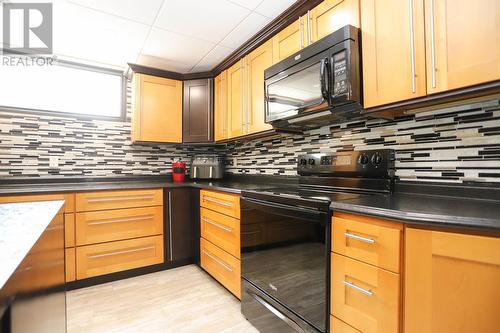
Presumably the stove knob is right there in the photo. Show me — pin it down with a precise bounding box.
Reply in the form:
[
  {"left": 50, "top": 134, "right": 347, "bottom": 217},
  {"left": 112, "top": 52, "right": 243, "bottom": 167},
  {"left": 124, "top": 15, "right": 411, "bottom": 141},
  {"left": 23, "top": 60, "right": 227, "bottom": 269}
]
[
  {"left": 358, "top": 154, "right": 369, "bottom": 165},
  {"left": 299, "top": 158, "right": 307, "bottom": 166},
  {"left": 371, "top": 153, "right": 383, "bottom": 166},
  {"left": 308, "top": 158, "right": 315, "bottom": 165}
]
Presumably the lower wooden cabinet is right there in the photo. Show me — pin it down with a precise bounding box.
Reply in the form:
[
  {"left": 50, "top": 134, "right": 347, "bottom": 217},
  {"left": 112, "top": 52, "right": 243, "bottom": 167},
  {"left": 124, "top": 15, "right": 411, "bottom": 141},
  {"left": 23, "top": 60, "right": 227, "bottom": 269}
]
[
  {"left": 201, "top": 207, "right": 240, "bottom": 259},
  {"left": 65, "top": 248, "right": 76, "bottom": 282},
  {"left": 76, "top": 235, "right": 164, "bottom": 279},
  {"left": 200, "top": 238, "right": 241, "bottom": 298},
  {"left": 405, "top": 228, "right": 500, "bottom": 333},
  {"left": 331, "top": 253, "right": 400, "bottom": 333}
]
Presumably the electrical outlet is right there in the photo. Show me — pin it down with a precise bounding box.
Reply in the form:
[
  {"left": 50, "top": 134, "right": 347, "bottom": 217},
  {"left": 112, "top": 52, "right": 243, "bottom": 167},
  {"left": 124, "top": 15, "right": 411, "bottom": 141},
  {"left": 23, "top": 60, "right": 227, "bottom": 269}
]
[{"left": 49, "top": 156, "right": 58, "bottom": 168}]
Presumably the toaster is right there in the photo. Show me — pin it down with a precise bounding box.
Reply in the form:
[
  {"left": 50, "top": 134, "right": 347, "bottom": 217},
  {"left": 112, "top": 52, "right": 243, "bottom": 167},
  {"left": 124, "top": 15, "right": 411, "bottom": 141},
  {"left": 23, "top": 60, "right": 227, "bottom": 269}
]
[{"left": 190, "top": 155, "right": 225, "bottom": 179}]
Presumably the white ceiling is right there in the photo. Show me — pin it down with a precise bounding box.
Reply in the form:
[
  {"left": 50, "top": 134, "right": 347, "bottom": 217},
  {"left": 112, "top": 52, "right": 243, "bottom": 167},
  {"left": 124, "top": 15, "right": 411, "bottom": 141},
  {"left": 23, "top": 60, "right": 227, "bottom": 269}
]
[{"left": 1, "top": 0, "right": 297, "bottom": 72}]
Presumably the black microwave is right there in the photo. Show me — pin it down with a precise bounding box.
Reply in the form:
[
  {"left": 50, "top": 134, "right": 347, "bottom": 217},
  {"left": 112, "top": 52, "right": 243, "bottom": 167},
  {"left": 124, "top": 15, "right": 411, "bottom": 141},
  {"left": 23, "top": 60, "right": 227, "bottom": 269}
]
[{"left": 264, "top": 25, "right": 361, "bottom": 130}]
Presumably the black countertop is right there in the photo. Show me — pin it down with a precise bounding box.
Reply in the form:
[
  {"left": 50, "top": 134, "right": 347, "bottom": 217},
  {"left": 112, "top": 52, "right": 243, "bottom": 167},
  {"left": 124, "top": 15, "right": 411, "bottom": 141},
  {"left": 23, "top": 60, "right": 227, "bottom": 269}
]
[{"left": 0, "top": 176, "right": 499, "bottom": 232}]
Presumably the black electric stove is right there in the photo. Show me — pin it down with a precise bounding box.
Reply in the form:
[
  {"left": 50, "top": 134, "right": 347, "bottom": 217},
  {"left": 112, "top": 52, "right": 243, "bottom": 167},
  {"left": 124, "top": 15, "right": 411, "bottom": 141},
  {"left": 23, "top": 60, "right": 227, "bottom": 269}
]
[{"left": 240, "top": 149, "right": 395, "bottom": 333}]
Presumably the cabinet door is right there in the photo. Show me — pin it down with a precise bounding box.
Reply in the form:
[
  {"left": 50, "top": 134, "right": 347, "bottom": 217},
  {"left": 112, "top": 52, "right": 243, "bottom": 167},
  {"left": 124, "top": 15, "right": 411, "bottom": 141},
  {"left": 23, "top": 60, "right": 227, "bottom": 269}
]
[
  {"left": 132, "top": 74, "right": 182, "bottom": 143},
  {"left": 247, "top": 40, "right": 273, "bottom": 135},
  {"left": 405, "top": 228, "right": 500, "bottom": 333},
  {"left": 227, "top": 60, "right": 245, "bottom": 138},
  {"left": 214, "top": 71, "right": 228, "bottom": 141},
  {"left": 361, "top": 0, "right": 426, "bottom": 108},
  {"left": 272, "top": 17, "right": 307, "bottom": 63},
  {"left": 425, "top": 0, "right": 500, "bottom": 94},
  {"left": 310, "top": 0, "right": 360, "bottom": 43},
  {"left": 166, "top": 188, "right": 196, "bottom": 262},
  {"left": 183, "top": 79, "right": 213, "bottom": 143}
]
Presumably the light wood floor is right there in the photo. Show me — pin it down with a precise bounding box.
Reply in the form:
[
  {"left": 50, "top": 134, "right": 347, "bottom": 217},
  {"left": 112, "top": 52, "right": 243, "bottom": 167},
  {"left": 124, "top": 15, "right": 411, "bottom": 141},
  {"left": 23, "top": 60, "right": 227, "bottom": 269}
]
[{"left": 67, "top": 265, "right": 259, "bottom": 333}]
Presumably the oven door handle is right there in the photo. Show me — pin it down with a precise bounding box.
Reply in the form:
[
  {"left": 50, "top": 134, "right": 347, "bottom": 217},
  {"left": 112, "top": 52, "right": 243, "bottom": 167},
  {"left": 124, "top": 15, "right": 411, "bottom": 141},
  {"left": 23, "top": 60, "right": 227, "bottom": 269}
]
[
  {"left": 241, "top": 197, "right": 326, "bottom": 222},
  {"left": 320, "top": 57, "right": 330, "bottom": 101}
]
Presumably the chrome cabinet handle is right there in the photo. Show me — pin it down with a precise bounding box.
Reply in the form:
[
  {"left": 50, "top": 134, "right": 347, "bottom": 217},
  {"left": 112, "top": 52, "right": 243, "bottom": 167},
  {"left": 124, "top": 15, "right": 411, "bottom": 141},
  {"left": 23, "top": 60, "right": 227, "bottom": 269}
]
[
  {"left": 240, "top": 59, "right": 244, "bottom": 134},
  {"left": 344, "top": 232, "right": 375, "bottom": 244},
  {"left": 203, "top": 196, "right": 232, "bottom": 207},
  {"left": 409, "top": 0, "right": 416, "bottom": 93},
  {"left": 298, "top": 17, "right": 303, "bottom": 49},
  {"left": 307, "top": 10, "right": 312, "bottom": 45},
  {"left": 202, "top": 217, "right": 232, "bottom": 232},
  {"left": 203, "top": 250, "right": 233, "bottom": 272},
  {"left": 88, "top": 246, "right": 154, "bottom": 259},
  {"left": 88, "top": 214, "right": 154, "bottom": 226},
  {"left": 429, "top": 0, "right": 437, "bottom": 88},
  {"left": 250, "top": 293, "right": 306, "bottom": 333},
  {"left": 87, "top": 195, "right": 154, "bottom": 203},
  {"left": 168, "top": 191, "right": 173, "bottom": 261},
  {"left": 344, "top": 281, "right": 373, "bottom": 297}
]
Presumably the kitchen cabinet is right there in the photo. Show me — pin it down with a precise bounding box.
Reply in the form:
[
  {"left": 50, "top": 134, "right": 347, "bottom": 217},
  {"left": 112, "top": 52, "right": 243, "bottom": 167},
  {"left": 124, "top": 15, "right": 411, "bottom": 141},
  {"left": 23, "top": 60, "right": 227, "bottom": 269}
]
[
  {"left": 424, "top": 0, "right": 500, "bottom": 94},
  {"left": 227, "top": 60, "right": 245, "bottom": 139},
  {"left": 309, "top": 0, "right": 360, "bottom": 42},
  {"left": 165, "top": 188, "right": 196, "bottom": 262},
  {"left": 131, "top": 73, "right": 182, "bottom": 143},
  {"left": 199, "top": 189, "right": 241, "bottom": 298},
  {"left": 183, "top": 79, "right": 213, "bottom": 143},
  {"left": 361, "top": 0, "right": 427, "bottom": 108},
  {"left": 331, "top": 212, "right": 402, "bottom": 333},
  {"left": 246, "top": 39, "right": 273, "bottom": 135},
  {"left": 272, "top": 17, "right": 307, "bottom": 63},
  {"left": 405, "top": 228, "right": 500, "bottom": 333},
  {"left": 214, "top": 70, "right": 228, "bottom": 141}
]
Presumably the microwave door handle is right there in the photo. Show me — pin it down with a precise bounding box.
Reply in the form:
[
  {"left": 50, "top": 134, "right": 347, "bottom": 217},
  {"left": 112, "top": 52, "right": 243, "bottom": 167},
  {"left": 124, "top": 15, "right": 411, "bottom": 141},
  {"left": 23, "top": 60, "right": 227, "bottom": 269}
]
[{"left": 320, "top": 57, "right": 330, "bottom": 101}]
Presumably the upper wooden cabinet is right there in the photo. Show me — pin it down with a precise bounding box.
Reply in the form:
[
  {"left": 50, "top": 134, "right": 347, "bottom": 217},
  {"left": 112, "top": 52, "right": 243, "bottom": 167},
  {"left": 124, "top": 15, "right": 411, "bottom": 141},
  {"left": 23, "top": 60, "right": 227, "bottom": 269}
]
[
  {"left": 132, "top": 73, "right": 182, "bottom": 143},
  {"left": 183, "top": 79, "right": 213, "bottom": 143},
  {"left": 309, "top": 0, "right": 360, "bottom": 42},
  {"left": 405, "top": 228, "right": 500, "bottom": 333},
  {"left": 227, "top": 60, "right": 245, "bottom": 139},
  {"left": 361, "top": 0, "right": 427, "bottom": 108},
  {"left": 272, "top": 17, "right": 307, "bottom": 63},
  {"left": 214, "top": 71, "right": 228, "bottom": 141},
  {"left": 246, "top": 40, "right": 274, "bottom": 135},
  {"left": 424, "top": 0, "right": 500, "bottom": 94}
]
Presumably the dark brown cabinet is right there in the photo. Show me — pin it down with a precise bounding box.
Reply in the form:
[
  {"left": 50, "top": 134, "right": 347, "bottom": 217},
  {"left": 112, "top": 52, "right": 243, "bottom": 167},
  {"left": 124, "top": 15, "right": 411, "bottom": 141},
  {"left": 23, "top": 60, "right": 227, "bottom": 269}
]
[
  {"left": 183, "top": 79, "right": 213, "bottom": 143},
  {"left": 165, "top": 188, "right": 196, "bottom": 263}
]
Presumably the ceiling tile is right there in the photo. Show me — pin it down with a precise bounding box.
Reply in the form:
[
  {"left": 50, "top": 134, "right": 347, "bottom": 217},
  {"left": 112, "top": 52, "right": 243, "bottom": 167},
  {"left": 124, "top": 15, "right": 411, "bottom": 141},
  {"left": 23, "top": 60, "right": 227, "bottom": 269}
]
[
  {"left": 141, "top": 27, "right": 215, "bottom": 70},
  {"left": 154, "top": 0, "right": 250, "bottom": 44},
  {"left": 220, "top": 12, "right": 271, "bottom": 49},
  {"left": 191, "top": 44, "right": 235, "bottom": 72},
  {"left": 136, "top": 54, "right": 194, "bottom": 73},
  {"left": 67, "top": 0, "right": 164, "bottom": 25},
  {"left": 228, "top": 0, "right": 264, "bottom": 10},
  {"left": 254, "top": 0, "right": 297, "bottom": 19},
  {"left": 52, "top": 2, "right": 149, "bottom": 68}
]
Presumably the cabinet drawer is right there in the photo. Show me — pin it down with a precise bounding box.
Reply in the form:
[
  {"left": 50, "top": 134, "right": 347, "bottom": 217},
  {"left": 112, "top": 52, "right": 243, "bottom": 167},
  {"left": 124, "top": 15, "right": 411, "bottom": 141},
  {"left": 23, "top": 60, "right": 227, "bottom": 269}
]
[
  {"left": 75, "top": 206, "right": 163, "bottom": 246},
  {"left": 330, "top": 316, "right": 361, "bottom": 333},
  {"left": 76, "top": 189, "right": 163, "bottom": 212},
  {"left": 200, "top": 238, "right": 241, "bottom": 298},
  {"left": 200, "top": 190, "right": 240, "bottom": 219},
  {"left": 76, "top": 235, "right": 164, "bottom": 279},
  {"left": 0, "top": 193, "right": 75, "bottom": 213},
  {"left": 201, "top": 207, "right": 240, "bottom": 259},
  {"left": 331, "top": 253, "right": 400, "bottom": 333},
  {"left": 332, "top": 213, "right": 401, "bottom": 273}
]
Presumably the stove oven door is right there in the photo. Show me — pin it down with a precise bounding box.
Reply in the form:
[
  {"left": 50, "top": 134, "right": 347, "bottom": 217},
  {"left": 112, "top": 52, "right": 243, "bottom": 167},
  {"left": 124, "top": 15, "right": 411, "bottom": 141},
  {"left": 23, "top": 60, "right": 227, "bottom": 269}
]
[{"left": 240, "top": 197, "right": 330, "bottom": 333}]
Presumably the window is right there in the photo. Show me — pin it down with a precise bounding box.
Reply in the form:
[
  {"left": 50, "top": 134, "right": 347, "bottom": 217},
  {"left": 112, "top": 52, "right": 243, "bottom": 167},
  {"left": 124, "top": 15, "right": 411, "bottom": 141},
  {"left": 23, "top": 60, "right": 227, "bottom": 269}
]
[{"left": 0, "top": 58, "right": 125, "bottom": 119}]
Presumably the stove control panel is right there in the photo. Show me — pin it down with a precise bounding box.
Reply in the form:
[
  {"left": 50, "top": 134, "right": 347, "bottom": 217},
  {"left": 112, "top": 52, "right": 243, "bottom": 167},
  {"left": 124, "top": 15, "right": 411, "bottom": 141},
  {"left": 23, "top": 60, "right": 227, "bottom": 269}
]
[{"left": 298, "top": 149, "right": 395, "bottom": 177}]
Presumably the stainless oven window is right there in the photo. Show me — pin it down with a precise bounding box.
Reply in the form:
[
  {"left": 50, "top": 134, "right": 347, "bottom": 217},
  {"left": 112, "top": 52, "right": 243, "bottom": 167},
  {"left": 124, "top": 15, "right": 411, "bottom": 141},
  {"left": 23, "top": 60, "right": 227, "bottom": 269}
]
[{"left": 266, "top": 62, "right": 325, "bottom": 122}]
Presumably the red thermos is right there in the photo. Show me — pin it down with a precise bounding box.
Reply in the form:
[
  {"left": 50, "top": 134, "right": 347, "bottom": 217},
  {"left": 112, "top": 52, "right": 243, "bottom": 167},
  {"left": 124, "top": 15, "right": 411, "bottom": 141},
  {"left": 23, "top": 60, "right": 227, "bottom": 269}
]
[{"left": 172, "top": 160, "right": 186, "bottom": 183}]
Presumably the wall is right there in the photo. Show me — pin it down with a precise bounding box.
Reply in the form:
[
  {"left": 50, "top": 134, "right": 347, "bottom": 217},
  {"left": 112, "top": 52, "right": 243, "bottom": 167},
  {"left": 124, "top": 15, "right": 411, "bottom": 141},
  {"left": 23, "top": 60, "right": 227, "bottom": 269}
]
[
  {"left": 225, "top": 99, "right": 500, "bottom": 183},
  {"left": 0, "top": 84, "right": 212, "bottom": 178}
]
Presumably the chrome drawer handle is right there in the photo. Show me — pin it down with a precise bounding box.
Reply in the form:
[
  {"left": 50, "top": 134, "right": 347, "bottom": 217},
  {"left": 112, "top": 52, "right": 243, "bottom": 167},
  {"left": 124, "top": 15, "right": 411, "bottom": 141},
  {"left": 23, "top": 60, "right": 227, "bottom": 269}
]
[
  {"left": 88, "top": 246, "right": 154, "bottom": 259},
  {"left": 202, "top": 217, "right": 232, "bottom": 232},
  {"left": 203, "top": 250, "right": 233, "bottom": 272},
  {"left": 344, "top": 281, "right": 373, "bottom": 297},
  {"left": 203, "top": 197, "right": 233, "bottom": 207},
  {"left": 87, "top": 195, "right": 154, "bottom": 203},
  {"left": 250, "top": 292, "right": 306, "bottom": 333},
  {"left": 344, "top": 232, "right": 375, "bottom": 244},
  {"left": 88, "top": 214, "right": 154, "bottom": 226}
]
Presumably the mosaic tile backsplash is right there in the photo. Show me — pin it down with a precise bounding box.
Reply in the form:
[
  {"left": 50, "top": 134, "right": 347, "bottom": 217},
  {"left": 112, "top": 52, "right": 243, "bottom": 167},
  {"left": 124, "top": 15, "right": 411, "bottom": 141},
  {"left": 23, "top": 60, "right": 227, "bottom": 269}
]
[{"left": 1, "top": 88, "right": 499, "bottom": 183}]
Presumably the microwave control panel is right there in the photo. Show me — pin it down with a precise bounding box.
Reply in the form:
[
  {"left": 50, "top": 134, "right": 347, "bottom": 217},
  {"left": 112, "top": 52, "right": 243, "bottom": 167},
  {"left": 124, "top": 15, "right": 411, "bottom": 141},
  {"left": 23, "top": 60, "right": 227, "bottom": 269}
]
[{"left": 333, "top": 50, "right": 348, "bottom": 96}]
